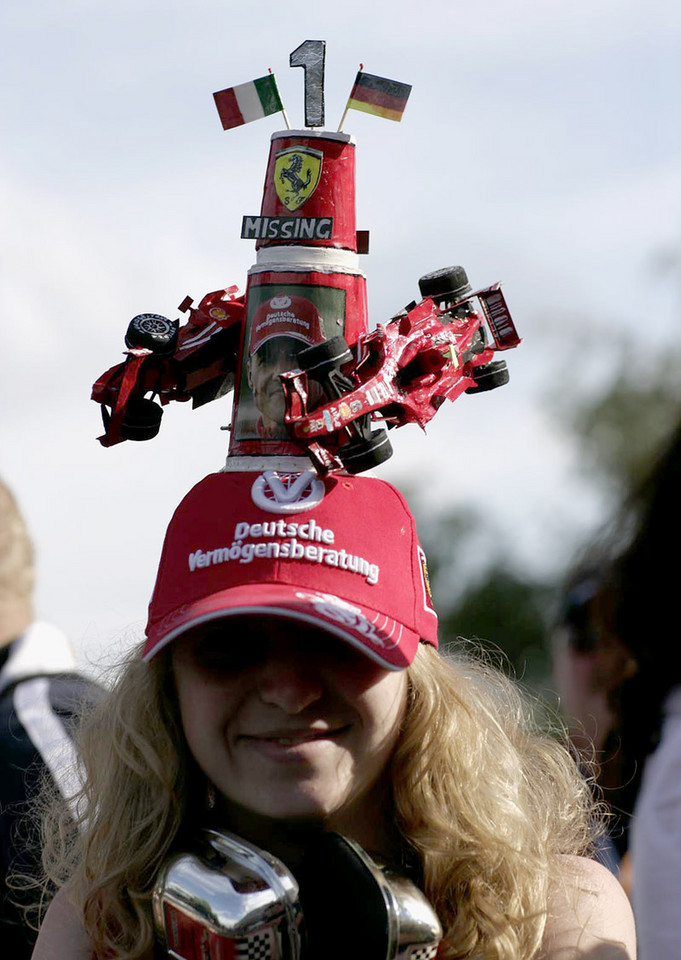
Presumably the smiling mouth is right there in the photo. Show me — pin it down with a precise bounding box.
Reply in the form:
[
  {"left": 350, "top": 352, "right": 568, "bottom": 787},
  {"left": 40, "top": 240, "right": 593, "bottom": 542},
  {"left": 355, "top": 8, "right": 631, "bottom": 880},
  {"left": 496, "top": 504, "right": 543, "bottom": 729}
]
[{"left": 242, "top": 727, "right": 349, "bottom": 746}]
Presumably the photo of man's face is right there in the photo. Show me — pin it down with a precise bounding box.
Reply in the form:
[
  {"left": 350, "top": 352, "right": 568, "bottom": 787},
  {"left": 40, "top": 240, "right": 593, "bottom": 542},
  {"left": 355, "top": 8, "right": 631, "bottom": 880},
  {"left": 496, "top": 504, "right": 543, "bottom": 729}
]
[
  {"left": 233, "top": 286, "right": 347, "bottom": 449},
  {"left": 247, "top": 336, "right": 307, "bottom": 438}
]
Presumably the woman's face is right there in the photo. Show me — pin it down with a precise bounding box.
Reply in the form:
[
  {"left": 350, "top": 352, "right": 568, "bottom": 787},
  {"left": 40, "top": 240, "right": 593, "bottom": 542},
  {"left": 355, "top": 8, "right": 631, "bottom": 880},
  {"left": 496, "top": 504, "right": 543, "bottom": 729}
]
[{"left": 172, "top": 617, "right": 408, "bottom": 832}]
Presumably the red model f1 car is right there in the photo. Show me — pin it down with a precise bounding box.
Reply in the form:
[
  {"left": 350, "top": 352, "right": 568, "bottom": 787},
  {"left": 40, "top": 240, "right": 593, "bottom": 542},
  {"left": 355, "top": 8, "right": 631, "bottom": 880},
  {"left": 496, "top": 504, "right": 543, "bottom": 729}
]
[
  {"left": 91, "top": 287, "right": 244, "bottom": 446},
  {"left": 91, "top": 266, "right": 520, "bottom": 474},
  {"left": 280, "top": 266, "right": 520, "bottom": 474}
]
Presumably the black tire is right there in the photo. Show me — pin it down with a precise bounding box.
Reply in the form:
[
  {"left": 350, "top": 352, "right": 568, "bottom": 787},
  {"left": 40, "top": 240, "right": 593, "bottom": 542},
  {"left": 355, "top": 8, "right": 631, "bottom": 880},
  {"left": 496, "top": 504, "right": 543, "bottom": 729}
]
[
  {"left": 340, "top": 429, "right": 393, "bottom": 474},
  {"left": 297, "top": 336, "right": 352, "bottom": 382},
  {"left": 465, "top": 359, "right": 510, "bottom": 394},
  {"left": 418, "top": 265, "right": 472, "bottom": 304},
  {"left": 125, "top": 314, "right": 179, "bottom": 354},
  {"left": 119, "top": 397, "right": 163, "bottom": 441}
]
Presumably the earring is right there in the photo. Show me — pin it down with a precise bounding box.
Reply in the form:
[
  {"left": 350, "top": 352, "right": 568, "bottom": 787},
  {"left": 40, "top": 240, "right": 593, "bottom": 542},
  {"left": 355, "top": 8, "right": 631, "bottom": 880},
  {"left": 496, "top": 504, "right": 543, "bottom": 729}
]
[{"left": 207, "top": 782, "right": 216, "bottom": 810}]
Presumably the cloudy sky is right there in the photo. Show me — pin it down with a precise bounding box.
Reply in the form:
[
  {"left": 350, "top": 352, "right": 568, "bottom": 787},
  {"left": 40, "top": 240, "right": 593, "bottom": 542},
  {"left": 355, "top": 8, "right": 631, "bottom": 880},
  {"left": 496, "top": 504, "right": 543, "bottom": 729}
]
[{"left": 1, "top": 0, "right": 679, "bottom": 666}]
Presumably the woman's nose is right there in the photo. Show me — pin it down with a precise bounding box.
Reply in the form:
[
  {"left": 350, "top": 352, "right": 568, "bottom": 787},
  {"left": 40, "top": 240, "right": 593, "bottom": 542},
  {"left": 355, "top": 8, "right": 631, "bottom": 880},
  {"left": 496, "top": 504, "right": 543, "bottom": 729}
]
[{"left": 256, "top": 661, "right": 324, "bottom": 714}]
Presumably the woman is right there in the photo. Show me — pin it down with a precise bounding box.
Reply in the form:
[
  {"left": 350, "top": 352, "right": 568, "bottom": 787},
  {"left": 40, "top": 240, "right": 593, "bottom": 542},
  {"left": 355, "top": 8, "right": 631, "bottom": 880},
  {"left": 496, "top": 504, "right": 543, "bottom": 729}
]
[
  {"left": 566, "top": 420, "right": 681, "bottom": 955},
  {"left": 30, "top": 470, "right": 635, "bottom": 959}
]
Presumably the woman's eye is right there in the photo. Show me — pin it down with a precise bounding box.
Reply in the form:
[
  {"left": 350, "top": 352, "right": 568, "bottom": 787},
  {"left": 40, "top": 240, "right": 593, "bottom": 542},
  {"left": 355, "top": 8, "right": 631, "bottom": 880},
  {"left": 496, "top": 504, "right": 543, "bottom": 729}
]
[{"left": 192, "top": 641, "right": 258, "bottom": 672}]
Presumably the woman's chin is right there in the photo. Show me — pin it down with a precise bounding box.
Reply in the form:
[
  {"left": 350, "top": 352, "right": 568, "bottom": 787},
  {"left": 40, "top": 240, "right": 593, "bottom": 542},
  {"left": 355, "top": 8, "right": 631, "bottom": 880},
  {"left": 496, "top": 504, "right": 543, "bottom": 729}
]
[
  {"left": 254, "top": 797, "right": 338, "bottom": 824},
  {"left": 217, "top": 792, "right": 337, "bottom": 833}
]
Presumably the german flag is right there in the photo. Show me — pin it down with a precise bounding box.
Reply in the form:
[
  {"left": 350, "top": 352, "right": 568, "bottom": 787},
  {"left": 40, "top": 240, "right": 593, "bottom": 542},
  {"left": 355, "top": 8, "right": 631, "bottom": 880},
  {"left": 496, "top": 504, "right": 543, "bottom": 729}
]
[{"left": 346, "top": 71, "right": 412, "bottom": 122}]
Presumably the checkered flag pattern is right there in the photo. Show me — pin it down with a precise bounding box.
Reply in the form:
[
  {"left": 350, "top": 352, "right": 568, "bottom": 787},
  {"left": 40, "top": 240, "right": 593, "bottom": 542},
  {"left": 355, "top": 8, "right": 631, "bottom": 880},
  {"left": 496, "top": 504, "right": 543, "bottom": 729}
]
[
  {"left": 409, "top": 945, "right": 439, "bottom": 960},
  {"left": 235, "top": 929, "right": 276, "bottom": 960}
]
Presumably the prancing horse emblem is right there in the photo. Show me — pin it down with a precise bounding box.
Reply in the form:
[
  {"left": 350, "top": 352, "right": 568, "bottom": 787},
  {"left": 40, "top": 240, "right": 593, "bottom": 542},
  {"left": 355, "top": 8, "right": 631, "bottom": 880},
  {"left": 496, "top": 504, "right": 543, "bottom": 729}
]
[{"left": 274, "top": 147, "right": 323, "bottom": 212}]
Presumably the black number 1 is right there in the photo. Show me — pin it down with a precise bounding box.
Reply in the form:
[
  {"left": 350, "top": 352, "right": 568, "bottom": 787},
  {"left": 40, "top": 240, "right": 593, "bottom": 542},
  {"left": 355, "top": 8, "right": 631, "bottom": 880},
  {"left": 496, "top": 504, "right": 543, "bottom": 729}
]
[{"left": 290, "top": 40, "right": 326, "bottom": 128}]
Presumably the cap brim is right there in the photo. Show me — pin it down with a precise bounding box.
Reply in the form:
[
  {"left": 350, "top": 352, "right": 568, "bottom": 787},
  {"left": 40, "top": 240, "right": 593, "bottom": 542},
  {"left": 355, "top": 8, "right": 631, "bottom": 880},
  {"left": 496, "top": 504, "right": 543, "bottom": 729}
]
[
  {"left": 144, "top": 583, "right": 418, "bottom": 669},
  {"left": 252, "top": 330, "right": 316, "bottom": 353}
]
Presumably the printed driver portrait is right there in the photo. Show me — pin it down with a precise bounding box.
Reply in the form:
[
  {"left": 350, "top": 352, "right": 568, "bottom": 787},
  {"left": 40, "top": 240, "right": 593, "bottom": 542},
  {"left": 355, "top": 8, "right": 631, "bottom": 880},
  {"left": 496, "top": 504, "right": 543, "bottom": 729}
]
[{"left": 246, "top": 294, "right": 326, "bottom": 439}]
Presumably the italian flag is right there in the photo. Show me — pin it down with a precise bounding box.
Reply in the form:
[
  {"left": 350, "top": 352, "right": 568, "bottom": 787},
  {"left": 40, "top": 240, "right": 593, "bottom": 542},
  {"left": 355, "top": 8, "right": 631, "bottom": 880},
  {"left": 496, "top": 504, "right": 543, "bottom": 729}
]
[
  {"left": 213, "top": 74, "right": 284, "bottom": 130},
  {"left": 347, "top": 72, "right": 412, "bottom": 122}
]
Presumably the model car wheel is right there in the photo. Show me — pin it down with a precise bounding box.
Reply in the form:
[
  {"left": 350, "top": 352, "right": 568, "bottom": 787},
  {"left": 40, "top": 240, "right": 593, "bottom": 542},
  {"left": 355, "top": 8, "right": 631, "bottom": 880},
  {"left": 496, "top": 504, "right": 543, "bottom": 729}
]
[
  {"left": 340, "top": 429, "right": 393, "bottom": 475},
  {"left": 465, "top": 359, "right": 509, "bottom": 393},
  {"left": 418, "top": 265, "right": 472, "bottom": 304},
  {"left": 298, "top": 336, "right": 353, "bottom": 382},
  {"left": 125, "top": 314, "right": 179, "bottom": 355},
  {"left": 119, "top": 397, "right": 163, "bottom": 441}
]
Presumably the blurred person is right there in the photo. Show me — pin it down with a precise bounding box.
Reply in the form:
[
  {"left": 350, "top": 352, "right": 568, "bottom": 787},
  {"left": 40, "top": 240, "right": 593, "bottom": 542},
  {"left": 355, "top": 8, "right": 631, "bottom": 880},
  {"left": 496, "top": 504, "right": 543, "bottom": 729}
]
[
  {"left": 0, "top": 479, "right": 103, "bottom": 959},
  {"left": 553, "top": 418, "right": 681, "bottom": 955},
  {"left": 551, "top": 568, "right": 635, "bottom": 881},
  {"left": 30, "top": 470, "right": 634, "bottom": 960},
  {"left": 597, "top": 421, "right": 681, "bottom": 956},
  {"left": 552, "top": 570, "right": 613, "bottom": 755}
]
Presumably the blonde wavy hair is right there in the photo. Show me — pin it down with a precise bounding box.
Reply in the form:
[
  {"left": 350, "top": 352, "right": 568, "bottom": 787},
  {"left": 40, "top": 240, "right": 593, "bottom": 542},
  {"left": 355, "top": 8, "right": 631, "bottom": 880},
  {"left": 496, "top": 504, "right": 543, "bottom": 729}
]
[
  {"left": 0, "top": 478, "right": 34, "bottom": 645},
  {"left": 36, "top": 639, "right": 599, "bottom": 960},
  {"left": 393, "top": 643, "right": 598, "bottom": 959}
]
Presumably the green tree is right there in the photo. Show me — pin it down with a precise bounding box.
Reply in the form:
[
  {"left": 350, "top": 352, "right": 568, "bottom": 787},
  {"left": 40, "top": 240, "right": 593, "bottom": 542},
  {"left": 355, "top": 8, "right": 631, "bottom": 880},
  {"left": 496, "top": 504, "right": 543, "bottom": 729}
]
[
  {"left": 550, "top": 344, "right": 681, "bottom": 495},
  {"left": 413, "top": 506, "right": 553, "bottom": 685},
  {"left": 438, "top": 568, "right": 553, "bottom": 684},
  {"left": 411, "top": 331, "right": 681, "bottom": 689}
]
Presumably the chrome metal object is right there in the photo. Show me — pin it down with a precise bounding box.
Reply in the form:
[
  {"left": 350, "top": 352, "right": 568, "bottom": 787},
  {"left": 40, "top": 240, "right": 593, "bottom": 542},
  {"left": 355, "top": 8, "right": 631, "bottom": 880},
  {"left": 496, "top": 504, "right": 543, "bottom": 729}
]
[{"left": 153, "top": 829, "right": 302, "bottom": 960}]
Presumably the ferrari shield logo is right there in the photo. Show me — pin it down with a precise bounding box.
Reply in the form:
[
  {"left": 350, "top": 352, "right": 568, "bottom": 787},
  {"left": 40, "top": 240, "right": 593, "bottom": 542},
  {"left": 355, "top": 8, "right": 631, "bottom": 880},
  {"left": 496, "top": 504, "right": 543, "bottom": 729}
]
[{"left": 274, "top": 147, "right": 323, "bottom": 211}]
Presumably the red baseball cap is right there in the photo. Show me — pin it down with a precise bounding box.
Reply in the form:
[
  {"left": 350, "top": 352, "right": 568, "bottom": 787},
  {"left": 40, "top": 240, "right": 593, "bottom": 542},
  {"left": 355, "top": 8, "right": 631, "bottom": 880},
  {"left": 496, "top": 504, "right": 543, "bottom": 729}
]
[
  {"left": 248, "top": 295, "right": 325, "bottom": 355},
  {"left": 144, "top": 470, "right": 438, "bottom": 669}
]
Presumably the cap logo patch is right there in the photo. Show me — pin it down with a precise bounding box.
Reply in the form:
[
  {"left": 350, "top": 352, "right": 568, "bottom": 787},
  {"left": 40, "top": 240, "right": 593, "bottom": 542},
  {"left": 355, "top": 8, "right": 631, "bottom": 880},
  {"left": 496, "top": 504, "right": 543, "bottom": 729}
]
[
  {"left": 269, "top": 295, "right": 292, "bottom": 310},
  {"left": 417, "top": 545, "right": 437, "bottom": 618},
  {"left": 253, "top": 308, "right": 311, "bottom": 339},
  {"left": 187, "top": 519, "right": 380, "bottom": 585},
  {"left": 251, "top": 470, "right": 325, "bottom": 514},
  {"left": 294, "top": 591, "right": 398, "bottom": 650}
]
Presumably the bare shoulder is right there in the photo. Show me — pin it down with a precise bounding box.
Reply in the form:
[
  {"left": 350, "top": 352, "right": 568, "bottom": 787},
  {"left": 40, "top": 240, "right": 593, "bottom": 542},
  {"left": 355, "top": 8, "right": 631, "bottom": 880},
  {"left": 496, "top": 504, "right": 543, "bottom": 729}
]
[
  {"left": 538, "top": 855, "right": 636, "bottom": 959},
  {"left": 31, "top": 887, "right": 92, "bottom": 960}
]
